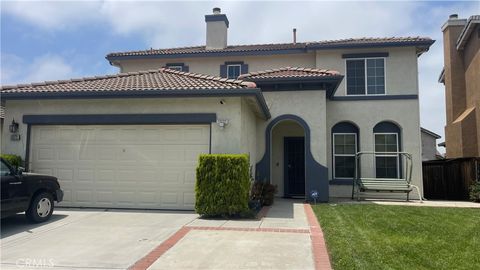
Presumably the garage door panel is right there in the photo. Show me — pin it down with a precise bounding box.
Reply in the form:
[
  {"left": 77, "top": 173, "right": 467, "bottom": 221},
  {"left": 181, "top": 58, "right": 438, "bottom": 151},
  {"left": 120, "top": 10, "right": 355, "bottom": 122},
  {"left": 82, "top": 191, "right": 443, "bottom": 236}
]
[
  {"left": 183, "top": 192, "right": 196, "bottom": 208},
  {"left": 58, "top": 128, "right": 80, "bottom": 142},
  {"left": 30, "top": 124, "right": 209, "bottom": 210}
]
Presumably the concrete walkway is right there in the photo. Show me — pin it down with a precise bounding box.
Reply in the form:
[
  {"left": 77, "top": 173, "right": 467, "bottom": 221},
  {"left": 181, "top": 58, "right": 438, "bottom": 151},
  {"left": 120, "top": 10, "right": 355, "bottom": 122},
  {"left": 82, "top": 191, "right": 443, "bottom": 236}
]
[
  {"left": 130, "top": 199, "right": 328, "bottom": 270},
  {"left": 186, "top": 198, "right": 309, "bottom": 229}
]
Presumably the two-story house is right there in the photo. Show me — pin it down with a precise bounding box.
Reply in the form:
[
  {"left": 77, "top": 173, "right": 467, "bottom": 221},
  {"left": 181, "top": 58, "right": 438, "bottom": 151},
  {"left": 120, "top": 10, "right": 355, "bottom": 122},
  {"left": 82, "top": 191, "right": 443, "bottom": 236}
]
[
  {"left": 439, "top": 14, "right": 480, "bottom": 158},
  {"left": 1, "top": 8, "right": 434, "bottom": 209}
]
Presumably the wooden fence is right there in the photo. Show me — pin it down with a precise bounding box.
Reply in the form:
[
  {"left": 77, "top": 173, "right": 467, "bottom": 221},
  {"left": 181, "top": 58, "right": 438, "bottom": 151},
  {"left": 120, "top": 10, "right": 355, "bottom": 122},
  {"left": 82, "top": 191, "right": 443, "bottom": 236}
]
[{"left": 422, "top": 157, "right": 479, "bottom": 200}]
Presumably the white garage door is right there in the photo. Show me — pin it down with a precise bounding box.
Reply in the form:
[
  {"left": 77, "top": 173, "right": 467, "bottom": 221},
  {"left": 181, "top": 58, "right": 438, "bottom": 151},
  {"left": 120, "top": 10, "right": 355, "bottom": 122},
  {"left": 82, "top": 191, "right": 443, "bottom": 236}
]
[{"left": 30, "top": 125, "right": 210, "bottom": 210}]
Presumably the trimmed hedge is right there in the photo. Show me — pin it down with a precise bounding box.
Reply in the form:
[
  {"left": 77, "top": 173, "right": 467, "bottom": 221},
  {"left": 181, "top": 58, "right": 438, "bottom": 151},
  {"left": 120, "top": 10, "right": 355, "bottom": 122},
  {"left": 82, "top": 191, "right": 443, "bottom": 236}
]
[
  {"left": 1, "top": 154, "right": 23, "bottom": 168},
  {"left": 195, "top": 154, "right": 250, "bottom": 217}
]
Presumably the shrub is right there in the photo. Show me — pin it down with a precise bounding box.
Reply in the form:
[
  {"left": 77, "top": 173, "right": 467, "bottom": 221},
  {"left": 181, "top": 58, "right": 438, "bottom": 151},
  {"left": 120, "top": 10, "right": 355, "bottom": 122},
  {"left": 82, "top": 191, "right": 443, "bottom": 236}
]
[
  {"left": 262, "top": 183, "right": 278, "bottom": 206},
  {"left": 195, "top": 154, "right": 250, "bottom": 217},
  {"left": 469, "top": 182, "right": 480, "bottom": 202},
  {"left": 249, "top": 181, "right": 278, "bottom": 206},
  {"left": 1, "top": 154, "right": 23, "bottom": 168}
]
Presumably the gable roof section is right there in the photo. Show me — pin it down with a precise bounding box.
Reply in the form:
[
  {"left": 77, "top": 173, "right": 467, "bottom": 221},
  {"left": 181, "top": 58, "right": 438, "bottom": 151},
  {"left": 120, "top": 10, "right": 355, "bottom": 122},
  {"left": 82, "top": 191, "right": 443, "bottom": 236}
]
[
  {"left": 106, "top": 37, "right": 434, "bottom": 61},
  {"left": 421, "top": 127, "right": 441, "bottom": 139},
  {"left": 238, "top": 67, "right": 341, "bottom": 80},
  {"left": 1, "top": 68, "right": 255, "bottom": 94},
  {"left": 456, "top": 15, "right": 480, "bottom": 50},
  {"left": 1, "top": 68, "right": 270, "bottom": 119},
  {"left": 238, "top": 67, "right": 344, "bottom": 98}
]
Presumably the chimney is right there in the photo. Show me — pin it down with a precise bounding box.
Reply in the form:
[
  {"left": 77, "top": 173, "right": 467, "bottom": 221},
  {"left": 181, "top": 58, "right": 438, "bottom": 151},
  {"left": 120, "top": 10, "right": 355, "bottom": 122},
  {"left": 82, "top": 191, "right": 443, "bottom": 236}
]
[
  {"left": 441, "top": 14, "right": 468, "bottom": 124},
  {"left": 441, "top": 13, "right": 466, "bottom": 31},
  {"left": 205, "top": 7, "right": 229, "bottom": 50},
  {"left": 293, "top": 28, "right": 297, "bottom": 44}
]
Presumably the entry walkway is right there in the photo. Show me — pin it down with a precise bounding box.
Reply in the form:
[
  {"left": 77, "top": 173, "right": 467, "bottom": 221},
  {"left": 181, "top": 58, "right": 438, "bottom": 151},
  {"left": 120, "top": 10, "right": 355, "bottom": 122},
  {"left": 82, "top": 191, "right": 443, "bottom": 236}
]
[
  {"left": 130, "top": 199, "right": 331, "bottom": 270},
  {"left": 186, "top": 198, "right": 309, "bottom": 229}
]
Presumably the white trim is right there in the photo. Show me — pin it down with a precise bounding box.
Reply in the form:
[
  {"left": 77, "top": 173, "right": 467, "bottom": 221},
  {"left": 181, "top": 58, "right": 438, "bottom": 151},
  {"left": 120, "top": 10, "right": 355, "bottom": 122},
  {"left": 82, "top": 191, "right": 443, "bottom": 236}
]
[
  {"left": 344, "top": 57, "right": 387, "bottom": 96},
  {"left": 373, "top": 133, "right": 400, "bottom": 178},
  {"left": 332, "top": 133, "right": 357, "bottom": 179},
  {"left": 226, "top": 64, "right": 242, "bottom": 79}
]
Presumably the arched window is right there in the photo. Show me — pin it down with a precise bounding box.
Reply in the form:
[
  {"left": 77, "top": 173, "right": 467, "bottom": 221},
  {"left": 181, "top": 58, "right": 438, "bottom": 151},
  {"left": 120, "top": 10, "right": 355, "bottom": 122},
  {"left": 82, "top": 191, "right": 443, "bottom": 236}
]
[
  {"left": 332, "top": 122, "right": 359, "bottom": 179},
  {"left": 373, "top": 121, "right": 401, "bottom": 179}
]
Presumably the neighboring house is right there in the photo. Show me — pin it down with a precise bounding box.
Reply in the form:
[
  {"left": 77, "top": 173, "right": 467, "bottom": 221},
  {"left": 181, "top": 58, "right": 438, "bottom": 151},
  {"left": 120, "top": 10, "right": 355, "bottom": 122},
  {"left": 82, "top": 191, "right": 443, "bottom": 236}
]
[
  {"left": 439, "top": 14, "right": 480, "bottom": 158},
  {"left": 0, "top": 8, "right": 434, "bottom": 209},
  {"left": 0, "top": 105, "right": 4, "bottom": 139},
  {"left": 420, "top": 127, "right": 442, "bottom": 161}
]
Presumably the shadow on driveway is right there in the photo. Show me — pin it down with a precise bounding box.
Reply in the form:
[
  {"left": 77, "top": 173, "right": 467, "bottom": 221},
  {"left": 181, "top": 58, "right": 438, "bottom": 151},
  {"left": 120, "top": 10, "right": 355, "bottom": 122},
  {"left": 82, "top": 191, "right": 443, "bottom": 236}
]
[{"left": 1, "top": 214, "right": 68, "bottom": 239}]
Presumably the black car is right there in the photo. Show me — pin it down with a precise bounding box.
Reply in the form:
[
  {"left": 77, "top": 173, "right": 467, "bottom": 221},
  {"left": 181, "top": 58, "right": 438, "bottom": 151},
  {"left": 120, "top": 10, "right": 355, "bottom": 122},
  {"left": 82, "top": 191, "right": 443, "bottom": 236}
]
[{"left": 1, "top": 158, "right": 63, "bottom": 223}]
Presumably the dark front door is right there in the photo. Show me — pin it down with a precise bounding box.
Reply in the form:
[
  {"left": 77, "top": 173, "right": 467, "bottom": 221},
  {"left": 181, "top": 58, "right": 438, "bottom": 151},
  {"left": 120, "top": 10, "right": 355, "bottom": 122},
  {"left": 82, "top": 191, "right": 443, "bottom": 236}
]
[{"left": 284, "top": 137, "right": 305, "bottom": 197}]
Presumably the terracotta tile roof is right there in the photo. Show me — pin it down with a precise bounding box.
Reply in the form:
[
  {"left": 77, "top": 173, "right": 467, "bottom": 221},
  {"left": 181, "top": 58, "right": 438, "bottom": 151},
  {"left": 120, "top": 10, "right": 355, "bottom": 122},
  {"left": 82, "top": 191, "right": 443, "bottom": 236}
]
[
  {"left": 238, "top": 67, "right": 341, "bottom": 80},
  {"left": 1, "top": 68, "right": 256, "bottom": 95},
  {"left": 106, "top": 37, "right": 434, "bottom": 58}
]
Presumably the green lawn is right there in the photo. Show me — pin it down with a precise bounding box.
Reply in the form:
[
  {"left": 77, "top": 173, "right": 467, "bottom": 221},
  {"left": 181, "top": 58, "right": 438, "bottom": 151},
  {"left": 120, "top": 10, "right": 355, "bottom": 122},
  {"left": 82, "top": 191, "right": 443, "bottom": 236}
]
[{"left": 312, "top": 204, "right": 480, "bottom": 270}]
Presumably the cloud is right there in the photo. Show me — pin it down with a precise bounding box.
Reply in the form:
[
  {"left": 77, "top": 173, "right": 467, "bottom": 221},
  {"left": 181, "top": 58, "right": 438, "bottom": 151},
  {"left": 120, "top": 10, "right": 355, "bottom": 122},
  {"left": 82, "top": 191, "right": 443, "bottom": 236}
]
[
  {"left": 1, "top": 0, "right": 102, "bottom": 31},
  {"left": 1, "top": 53, "right": 76, "bottom": 85}
]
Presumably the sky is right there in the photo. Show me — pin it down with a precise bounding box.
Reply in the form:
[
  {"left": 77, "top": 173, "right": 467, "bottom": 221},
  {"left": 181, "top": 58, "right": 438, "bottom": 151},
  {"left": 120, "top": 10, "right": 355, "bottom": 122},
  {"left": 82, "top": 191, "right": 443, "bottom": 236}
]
[{"left": 1, "top": 0, "right": 479, "bottom": 153}]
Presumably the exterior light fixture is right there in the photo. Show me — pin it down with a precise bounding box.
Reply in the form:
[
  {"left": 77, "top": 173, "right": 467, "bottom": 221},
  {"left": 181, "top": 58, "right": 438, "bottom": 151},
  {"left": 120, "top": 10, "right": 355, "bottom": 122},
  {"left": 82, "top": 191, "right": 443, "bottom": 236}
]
[
  {"left": 216, "top": 119, "right": 229, "bottom": 129},
  {"left": 9, "top": 119, "right": 19, "bottom": 133}
]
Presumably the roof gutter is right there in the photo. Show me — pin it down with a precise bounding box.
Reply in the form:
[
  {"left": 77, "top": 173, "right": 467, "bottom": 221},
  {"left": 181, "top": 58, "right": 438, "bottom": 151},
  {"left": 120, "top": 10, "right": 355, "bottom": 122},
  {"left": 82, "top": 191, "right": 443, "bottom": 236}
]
[
  {"left": 105, "top": 40, "right": 435, "bottom": 62},
  {"left": 1, "top": 88, "right": 271, "bottom": 120}
]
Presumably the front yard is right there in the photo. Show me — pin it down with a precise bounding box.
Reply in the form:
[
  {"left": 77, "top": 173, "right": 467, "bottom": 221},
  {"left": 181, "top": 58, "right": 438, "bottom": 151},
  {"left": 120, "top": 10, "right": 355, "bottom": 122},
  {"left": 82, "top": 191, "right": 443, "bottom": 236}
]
[{"left": 313, "top": 204, "right": 480, "bottom": 270}]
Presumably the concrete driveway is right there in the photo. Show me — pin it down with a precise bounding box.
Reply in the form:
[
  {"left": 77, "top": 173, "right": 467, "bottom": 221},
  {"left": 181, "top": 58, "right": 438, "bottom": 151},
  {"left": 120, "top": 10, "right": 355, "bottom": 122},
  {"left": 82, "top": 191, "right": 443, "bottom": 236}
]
[{"left": 1, "top": 208, "right": 197, "bottom": 270}]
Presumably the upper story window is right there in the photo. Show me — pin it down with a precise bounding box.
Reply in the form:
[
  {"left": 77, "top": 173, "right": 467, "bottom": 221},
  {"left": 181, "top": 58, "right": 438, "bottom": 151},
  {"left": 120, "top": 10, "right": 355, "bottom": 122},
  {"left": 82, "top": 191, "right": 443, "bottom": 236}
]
[
  {"left": 167, "top": 66, "right": 183, "bottom": 71},
  {"left": 346, "top": 57, "right": 386, "bottom": 95},
  {"left": 220, "top": 61, "right": 248, "bottom": 79},
  {"left": 164, "top": 63, "right": 189, "bottom": 72},
  {"left": 227, "top": 64, "right": 241, "bottom": 79}
]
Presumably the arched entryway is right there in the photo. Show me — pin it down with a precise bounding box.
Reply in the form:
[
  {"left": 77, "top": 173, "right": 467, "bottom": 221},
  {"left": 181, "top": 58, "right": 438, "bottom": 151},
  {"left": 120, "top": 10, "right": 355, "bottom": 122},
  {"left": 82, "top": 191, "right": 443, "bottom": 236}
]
[
  {"left": 271, "top": 120, "right": 306, "bottom": 197},
  {"left": 256, "top": 114, "right": 329, "bottom": 201}
]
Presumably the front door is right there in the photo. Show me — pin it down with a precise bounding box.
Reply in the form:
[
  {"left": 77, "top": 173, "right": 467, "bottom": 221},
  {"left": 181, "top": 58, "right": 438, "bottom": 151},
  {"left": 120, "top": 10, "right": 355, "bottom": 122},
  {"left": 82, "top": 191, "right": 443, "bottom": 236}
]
[{"left": 284, "top": 137, "right": 305, "bottom": 197}]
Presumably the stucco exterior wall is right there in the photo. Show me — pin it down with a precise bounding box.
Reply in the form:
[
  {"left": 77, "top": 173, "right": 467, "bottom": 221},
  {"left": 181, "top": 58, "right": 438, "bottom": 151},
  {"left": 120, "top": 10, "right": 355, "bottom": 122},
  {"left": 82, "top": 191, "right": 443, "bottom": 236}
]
[
  {"left": 443, "top": 21, "right": 480, "bottom": 158},
  {"left": 257, "top": 91, "right": 327, "bottom": 165},
  {"left": 206, "top": 20, "right": 227, "bottom": 50},
  {"left": 255, "top": 90, "right": 328, "bottom": 199},
  {"left": 1, "top": 97, "right": 250, "bottom": 164},
  {"left": 421, "top": 132, "right": 438, "bottom": 161},
  {"left": 240, "top": 98, "right": 258, "bottom": 174},
  {"left": 316, "top": 47, "right": 419, "bottom": 96},
  {"left": 271, "top": 121, "right": 304, "bottom": 196},
  {"left": 117, "top": 53, "right": 316, "bottom": 75},
  {"left": 326, "top": 99, "right": 424, "bottom": 199}
]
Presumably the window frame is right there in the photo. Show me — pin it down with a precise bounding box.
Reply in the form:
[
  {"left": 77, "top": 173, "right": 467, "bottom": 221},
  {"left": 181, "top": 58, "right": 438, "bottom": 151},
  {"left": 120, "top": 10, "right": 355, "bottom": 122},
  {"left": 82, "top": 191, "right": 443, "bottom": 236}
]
[
  {"left": 373, "top": 132, "right": 400, "bottom": 179},
  {"left": 166, "top": 65, "right": 184, "bottom": 71},
  {"left": 226, "top": 64, "right": 242, "bottom": 79},
  {"left": 345, "top": 57, "right": 387, "bottom": 96},
  {"left": 332, "top": 132, "right": 358, "bottom": 179}
]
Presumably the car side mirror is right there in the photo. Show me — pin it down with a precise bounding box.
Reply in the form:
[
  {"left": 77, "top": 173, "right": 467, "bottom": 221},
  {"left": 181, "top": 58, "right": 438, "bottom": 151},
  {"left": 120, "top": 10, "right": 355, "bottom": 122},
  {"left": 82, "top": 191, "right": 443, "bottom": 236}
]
[{"left": 15, "top": 167, "right": 25, "bottom": 175}]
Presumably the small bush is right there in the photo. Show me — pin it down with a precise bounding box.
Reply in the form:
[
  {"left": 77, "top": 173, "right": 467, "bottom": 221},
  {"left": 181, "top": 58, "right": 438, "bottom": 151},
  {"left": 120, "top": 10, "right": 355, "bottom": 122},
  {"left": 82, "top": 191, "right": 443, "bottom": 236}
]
[
  {"left": 195, "top": 154, "right": 250, "bottom": 217},
  {"left": 250, "top": 181, "right": 278, "bottom": 206},
  {"left": 1, "top": 154, "right": 23, "bottom": 168},
  {"left": 469, "top": 182, "right": 480, "bottom": 202},
  {"left": 262, "top": 183, "right": 278, "bottom": 206}
]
